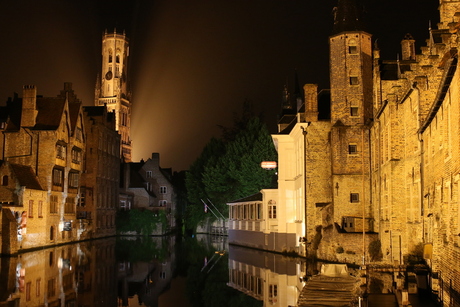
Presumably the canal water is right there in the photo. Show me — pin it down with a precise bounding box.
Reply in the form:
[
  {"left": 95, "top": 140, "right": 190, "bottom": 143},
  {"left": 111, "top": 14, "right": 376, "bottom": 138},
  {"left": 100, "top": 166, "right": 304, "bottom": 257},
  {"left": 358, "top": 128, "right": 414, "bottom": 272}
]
[{"left": 0, "top": 235, "right": 433, "bottom": 307}]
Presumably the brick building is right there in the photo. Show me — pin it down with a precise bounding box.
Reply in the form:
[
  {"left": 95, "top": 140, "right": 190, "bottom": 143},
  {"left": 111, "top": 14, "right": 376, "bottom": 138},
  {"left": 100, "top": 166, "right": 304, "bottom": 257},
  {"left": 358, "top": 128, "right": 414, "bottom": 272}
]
[
  {"left": 119, "top": 153, "right": 177, "bottom": 234},
  {"left": 79, "top": 106, "right": 120, "bottom": 239},
  {"left": 229, "top": 1, "right": 460, "bottom": 303},
  {"left": 0, "top": 84, "right": 86, "bottom": 253}
]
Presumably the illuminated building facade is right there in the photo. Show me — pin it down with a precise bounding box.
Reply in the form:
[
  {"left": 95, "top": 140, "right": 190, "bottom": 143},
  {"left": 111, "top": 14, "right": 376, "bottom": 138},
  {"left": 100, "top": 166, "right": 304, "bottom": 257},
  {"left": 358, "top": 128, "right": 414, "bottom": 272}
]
[
  {"left": 0, "top": 83, "right": 86, "bottom": 253},
  {"left": 95, "top": 29, "right": 132, "bottom": 162},
  {"left": 229, "top": 2, "right": 460, "bottom": 304},
  {"left": 79, "top": 106, "right": 120, "bottom": 238},
  {"left": 371, "top": 1, "right": 460, "bottom": 304}
]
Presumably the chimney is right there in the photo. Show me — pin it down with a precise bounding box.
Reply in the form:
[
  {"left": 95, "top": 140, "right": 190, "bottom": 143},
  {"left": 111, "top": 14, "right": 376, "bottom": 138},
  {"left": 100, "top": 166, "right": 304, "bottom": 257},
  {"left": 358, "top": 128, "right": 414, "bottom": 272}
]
[
  {"left": 151, "top": 153, "right": 160, "bottom": 168},
  {"left": 304, "top": 84, "right": 318, "bottom": 122},
  {"left": 21, "top": 85, "right": 38, "bottom": 127},
  {"left": 401, "top": 33, "right": 416, "bottom": 61}
]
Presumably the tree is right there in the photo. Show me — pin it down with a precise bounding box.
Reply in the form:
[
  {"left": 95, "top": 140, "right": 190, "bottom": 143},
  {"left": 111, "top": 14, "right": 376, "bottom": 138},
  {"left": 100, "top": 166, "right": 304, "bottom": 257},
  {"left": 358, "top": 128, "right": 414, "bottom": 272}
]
[{"left": 185, "top": 103, "right": 277, "bottom": 232}]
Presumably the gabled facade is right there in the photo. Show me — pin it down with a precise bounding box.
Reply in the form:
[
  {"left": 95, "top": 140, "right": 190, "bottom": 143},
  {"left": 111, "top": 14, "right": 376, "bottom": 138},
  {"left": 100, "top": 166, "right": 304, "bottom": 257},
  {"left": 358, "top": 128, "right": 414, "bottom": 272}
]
[
  {"left": 0, "top": 83, "right": 86, "bottom": 253},
  {"left": 371, "top": 1, "right": 460, "bottom": 303},
  {"left": 120, "top": 153, "right": 177, "bottom": 234}
]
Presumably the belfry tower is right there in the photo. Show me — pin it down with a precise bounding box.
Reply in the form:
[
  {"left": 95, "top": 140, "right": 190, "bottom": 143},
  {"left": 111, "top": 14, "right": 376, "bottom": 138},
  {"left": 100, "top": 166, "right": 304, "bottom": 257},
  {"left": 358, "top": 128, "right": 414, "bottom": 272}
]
[{"left": 95, "top": 29, "right": 132, "bottom": 162}]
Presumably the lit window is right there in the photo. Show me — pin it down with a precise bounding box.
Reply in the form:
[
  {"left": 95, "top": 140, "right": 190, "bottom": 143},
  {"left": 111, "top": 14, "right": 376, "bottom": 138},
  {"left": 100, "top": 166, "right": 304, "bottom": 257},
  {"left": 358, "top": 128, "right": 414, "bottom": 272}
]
[{"left": 350, "top": 193, "right": 360, "bottom": 203}]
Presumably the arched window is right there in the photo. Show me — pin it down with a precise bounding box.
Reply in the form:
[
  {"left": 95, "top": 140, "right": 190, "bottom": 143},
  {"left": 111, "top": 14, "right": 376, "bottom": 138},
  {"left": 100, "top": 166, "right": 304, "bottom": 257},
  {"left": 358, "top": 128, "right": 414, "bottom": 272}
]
[
  {"left": 108, "top": 49, "right": 113, "bottom": 63},
  {"left": 2, "top": 175, "right": 8, "bottom": 186},
  {"left": 50, "top": 226, "right": 54, "bottom": 241}
]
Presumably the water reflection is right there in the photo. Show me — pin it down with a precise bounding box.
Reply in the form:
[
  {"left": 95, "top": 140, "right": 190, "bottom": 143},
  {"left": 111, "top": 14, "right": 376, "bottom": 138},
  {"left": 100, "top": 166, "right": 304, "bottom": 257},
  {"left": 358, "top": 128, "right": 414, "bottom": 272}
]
[{"left": 0, "top": 235, "right": 414, "bottom": 307}]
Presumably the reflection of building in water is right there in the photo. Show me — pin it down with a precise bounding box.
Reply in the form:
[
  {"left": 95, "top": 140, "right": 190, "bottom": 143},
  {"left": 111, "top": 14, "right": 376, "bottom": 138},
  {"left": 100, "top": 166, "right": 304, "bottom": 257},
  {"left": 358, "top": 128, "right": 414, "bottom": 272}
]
[
  {"left": 227, "top": 245, "right": 305, "bottom": 307},
  {"left": 117, "top": 236, "right": 175, "bottom": 306}
]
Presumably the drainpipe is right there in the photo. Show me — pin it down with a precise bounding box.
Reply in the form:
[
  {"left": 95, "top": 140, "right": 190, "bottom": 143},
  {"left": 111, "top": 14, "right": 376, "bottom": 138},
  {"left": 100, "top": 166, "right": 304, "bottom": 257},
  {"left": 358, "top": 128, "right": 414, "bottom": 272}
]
[{"left": 301, "top": 125, "right": 308, "bottom": 257}]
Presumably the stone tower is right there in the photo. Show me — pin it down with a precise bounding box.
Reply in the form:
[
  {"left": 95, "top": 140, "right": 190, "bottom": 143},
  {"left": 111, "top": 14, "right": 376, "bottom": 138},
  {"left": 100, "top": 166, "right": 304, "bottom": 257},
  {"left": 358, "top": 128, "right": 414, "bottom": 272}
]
[
  {"left": 95, "top": 29, "right": 132, "bottom": 162},
  {"left": 329, "top": 0, "right": 373, "bottom": 233}
]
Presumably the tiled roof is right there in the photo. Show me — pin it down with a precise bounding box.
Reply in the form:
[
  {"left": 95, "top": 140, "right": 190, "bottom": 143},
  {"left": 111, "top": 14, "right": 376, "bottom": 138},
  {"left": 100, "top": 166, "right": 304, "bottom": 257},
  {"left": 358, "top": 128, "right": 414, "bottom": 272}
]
[
  {"left": 10, "top": 163, "right": 43, "bottom": 190},
  {"left": 34, "top": 98, "right": 66, "bottom": 130}
]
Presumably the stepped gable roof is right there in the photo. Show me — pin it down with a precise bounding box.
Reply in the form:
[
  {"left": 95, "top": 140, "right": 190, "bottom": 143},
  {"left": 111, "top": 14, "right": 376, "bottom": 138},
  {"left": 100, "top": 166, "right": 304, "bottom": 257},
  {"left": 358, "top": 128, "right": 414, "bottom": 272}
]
[
  {"left": 379, "top": 60, "right": 413, "bottom": 80},
  {"left": 34, "top": 97, "right": 66, "bottom": 130},
  {"left": 332, "top": 0, "right": 367, "bottom": 35},
  {"left": 227, "top": 192, "right": 263, "bottom": 204},
  {"left": 10, "top": 163, "right": 43, "bottom": 190},
  {"left": 3, "top": 98, "right": 22, "bottom": 131}
]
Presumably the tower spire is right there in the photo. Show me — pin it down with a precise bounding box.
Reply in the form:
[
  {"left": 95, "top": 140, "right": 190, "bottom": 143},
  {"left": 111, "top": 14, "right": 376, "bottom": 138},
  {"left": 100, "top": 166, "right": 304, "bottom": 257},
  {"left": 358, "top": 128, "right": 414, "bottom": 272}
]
[{"left": 332, "top": 0, "right": 365, "bottom": 35}]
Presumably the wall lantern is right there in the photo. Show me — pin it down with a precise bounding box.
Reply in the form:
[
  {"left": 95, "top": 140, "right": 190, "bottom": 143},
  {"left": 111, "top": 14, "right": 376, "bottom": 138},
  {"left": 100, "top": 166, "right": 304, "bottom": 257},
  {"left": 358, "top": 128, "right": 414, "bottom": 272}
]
[{"left": 261, "top": 161, "right": 277, "bottom": 170}]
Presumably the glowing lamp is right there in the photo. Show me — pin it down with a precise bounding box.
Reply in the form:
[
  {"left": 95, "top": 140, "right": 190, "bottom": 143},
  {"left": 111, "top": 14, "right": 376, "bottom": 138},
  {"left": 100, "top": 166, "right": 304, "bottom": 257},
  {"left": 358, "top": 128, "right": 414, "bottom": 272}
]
[{"left": 261, "top": 161, "right": 277, "bottom": 169}]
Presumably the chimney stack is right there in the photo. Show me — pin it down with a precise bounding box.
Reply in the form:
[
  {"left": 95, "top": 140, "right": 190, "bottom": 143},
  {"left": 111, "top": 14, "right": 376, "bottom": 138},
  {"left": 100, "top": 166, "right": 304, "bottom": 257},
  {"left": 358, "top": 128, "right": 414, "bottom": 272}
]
[{"left": 21, "top": 85, "right": 38, "bottom": 127}]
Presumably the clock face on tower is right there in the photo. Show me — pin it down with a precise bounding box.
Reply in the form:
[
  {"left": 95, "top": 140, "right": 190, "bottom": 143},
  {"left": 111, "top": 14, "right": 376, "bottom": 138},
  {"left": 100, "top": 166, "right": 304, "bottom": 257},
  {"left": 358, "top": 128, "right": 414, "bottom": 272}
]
[{"left": 105, "top": 71, "right": 113, "bottom": 80}]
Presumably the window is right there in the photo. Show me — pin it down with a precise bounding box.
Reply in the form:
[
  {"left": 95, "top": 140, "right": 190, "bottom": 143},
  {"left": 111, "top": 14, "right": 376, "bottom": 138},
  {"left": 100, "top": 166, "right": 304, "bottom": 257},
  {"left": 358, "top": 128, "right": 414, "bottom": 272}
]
[
  {"left": 47, "top": 278, "right": 56, "bottom": 298},
  {"left": 349, "top": 45, "right": 358, "bottom": 54},
  {"left": 349, "top": 76, "right": 359, "bottom": 85},
  {"left": 38, "top": 200, "right": 43, "bottom": 218},
  {"left": 2, "top": 175, "right": 8, "bottom": 186},
  {"left": 53, "top": 168, "right": 64, "bottom": 186},
  {"left": 108, "top": 50, "right": 113, "bottom": 63},
  {"left": 160, "top": 186, "right": 167, "bottom": 194},
  {"left": 350, "top": 193, "right": 360, "bottom": 203},
  {"left": 50, "top": 195, "right": 58, "bottom": 214},
  {"left": 36, "top": 278, "right": 41, "bottom": 297},
  {"left": 26, "top": 282, "right": 31, "bottom": 301},
  {"left": 76, "top": 127, "right": 83, "bottom": 142},
  {"left": 56, "top": 144, "right": 66, "bottom": 159},
  {"left": 268, "top": 200, "right": 277, "bottom": 219},
  {"left": 159, "top": 200, "right": 167, "bottom": 207},
  {"left": 146, "top": 182, "right": 152, "bottom": 191},
  {"left": 65, "top": 197, "right": 75, "bottom": 214},
  {"left": 79, "top": 188, "right": 86, "bottom": 207},
  {"left": 350, "top": 107, "right": 359, "bottom": 117},
  {"left": 71, "top": 147, "right": 82, "bottom": 164},
  {"left": 348, "top": 144, "right": 358, "bottom": 154},
  {"left": 69, "top": 172, "right": 79, "bottom": 188},
  {"left": 28, "top": 200, "right": 34, "bottom": 218},
  {"left": 146, "top": 171, "right": 152, "bottom": 178}
]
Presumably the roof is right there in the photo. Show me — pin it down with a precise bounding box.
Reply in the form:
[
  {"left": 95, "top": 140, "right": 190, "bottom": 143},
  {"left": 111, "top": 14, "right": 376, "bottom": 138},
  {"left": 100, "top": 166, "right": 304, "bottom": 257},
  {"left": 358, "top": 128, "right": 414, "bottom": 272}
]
[
  {"left": 68, "top": 102, "right": 82, "bottom": 133},
  {"left": 34, "top": 98, "right": 66, "bottom": 130},
  {"left": 227, "top": 192, "right": 263, "bottom": 204},
  {"left": 332, "top": 0, "right": 367, "bottom": 35},
  {"left": 10, "top": 163, "right": 43, "bottom": 190}
]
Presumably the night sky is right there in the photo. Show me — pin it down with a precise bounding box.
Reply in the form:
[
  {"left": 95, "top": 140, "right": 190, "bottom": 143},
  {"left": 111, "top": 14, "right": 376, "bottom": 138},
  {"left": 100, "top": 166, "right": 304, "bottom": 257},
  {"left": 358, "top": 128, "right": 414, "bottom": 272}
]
[{"left": 0, "top": 1, "right": 439, "bottom": 171}]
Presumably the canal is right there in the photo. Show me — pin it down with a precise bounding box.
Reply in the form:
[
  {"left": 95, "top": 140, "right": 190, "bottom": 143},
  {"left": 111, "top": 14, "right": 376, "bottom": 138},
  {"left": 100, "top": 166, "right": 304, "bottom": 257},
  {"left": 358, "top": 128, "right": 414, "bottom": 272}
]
[{"left": 0, "top": 235, "right": 436, "bottom": 306}]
